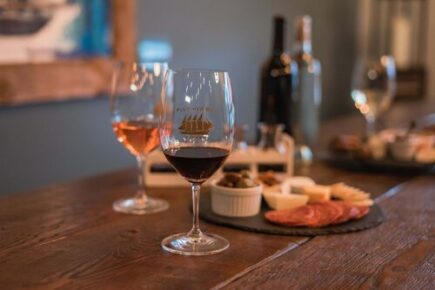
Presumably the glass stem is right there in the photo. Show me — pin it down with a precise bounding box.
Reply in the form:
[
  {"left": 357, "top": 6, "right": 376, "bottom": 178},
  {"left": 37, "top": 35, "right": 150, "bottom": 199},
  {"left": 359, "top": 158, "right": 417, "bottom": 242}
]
[
  {"left": 188, "top": 183, "right": 202, "bottom": 238},
  {"left": 366, "top": 115, "right": 376, "bottom": 137},
  {"left": 136, "top": 156, "right": 148, "bottom": 203}
]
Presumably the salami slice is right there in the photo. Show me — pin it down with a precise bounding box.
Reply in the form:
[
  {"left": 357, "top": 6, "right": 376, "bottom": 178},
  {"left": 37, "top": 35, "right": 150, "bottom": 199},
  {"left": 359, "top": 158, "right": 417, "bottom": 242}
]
[
  {"left": 331, "top": 201, "right": 359, "bottom": 224},
  {"left": 309, "top": 201, "right": 343, "bottom": 227},
  {"left": 354, "top": 206, "right": 369, "bottom": 219},
  {"left": 265, "top": 201, "right": 371, "bottom": 228},
  {"left": 265, "top": 205, "right": 318, "bottom": 227}
]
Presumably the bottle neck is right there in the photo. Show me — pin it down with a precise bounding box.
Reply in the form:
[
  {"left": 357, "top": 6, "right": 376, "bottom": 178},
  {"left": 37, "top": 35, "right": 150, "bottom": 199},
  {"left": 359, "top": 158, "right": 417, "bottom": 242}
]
[
  {"left": 294, "top": 15, "right": 313, "bottom": 57},
  {"left": 272, "top": 17, "right": 285, "bottom": 56}
]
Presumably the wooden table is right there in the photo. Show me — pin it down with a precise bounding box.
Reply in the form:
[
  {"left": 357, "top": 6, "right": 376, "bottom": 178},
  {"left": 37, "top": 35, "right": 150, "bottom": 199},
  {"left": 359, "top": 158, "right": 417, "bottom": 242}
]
[{"left": 1, "top": 101, "right": 434, "bottom": 289}]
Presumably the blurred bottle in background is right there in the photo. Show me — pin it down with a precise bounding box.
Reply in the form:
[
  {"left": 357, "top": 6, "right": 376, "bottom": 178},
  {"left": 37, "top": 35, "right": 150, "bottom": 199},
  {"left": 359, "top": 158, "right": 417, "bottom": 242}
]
[
  {"left": 258, "top": 16, "right": 297, "bottom": 139},
  {"left": 292, "top": 15, "right": 322, "bottom": 164}
]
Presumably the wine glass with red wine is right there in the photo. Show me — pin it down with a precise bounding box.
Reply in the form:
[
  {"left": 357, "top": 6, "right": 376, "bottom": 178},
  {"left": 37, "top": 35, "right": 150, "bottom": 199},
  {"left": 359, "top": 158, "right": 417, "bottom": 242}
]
[
  {"left": 159, "top": 69, "right": 235, "bottom": 255},
  {"left": 110, "top": 62, "right": 169, "bottom": 214}
]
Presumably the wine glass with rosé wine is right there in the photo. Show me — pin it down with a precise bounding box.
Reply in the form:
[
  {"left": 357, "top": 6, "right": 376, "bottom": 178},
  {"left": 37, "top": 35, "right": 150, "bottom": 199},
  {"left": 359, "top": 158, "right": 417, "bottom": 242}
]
[{"left": 110, "top": 62, "right": 170, "bottom": 215}]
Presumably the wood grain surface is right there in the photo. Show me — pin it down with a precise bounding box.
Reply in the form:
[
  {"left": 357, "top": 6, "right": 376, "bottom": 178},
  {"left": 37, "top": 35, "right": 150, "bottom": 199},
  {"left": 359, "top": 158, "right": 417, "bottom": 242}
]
[
  {"left": 0, "top": 103, "right": 433, "bottom": 289},
  {"left": 0, "top": 162, "right": 425, "bottom": 289},
  {"left": 219, "top": 176, "right": 435, "bottom": 290},
  {"left": 0, "top": 169, "right": 302, "bottom": 289}
]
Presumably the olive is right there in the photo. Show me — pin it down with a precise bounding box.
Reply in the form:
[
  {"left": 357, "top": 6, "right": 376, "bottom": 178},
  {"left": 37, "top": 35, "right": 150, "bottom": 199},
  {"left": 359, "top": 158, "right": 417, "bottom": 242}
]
[
  {"left": 240, "top": 170, "right": 253, "bottom": 179},
  {"left": 225, "top": 173, "right": 242, "bottom": 184},
  {"left": 236, "top": 178, "right": 255, "bottom": 188}
]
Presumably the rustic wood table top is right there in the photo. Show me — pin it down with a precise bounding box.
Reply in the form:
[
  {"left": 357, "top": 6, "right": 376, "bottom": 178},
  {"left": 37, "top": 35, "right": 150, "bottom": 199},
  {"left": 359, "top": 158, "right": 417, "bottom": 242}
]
[{"left": 0, "top": 101, "right": 434, "bottom": 289}]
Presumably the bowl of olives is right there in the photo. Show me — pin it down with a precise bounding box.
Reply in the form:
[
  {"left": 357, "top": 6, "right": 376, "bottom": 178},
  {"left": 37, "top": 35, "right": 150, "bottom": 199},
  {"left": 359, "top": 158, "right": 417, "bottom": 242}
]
[{"left": 211, "top": 171, "right": 262, "bottom": 217}]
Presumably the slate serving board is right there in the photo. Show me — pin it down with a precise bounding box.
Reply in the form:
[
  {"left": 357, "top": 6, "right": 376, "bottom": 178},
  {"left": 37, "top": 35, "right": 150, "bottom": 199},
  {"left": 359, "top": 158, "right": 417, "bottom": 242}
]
[
  {"left": 199, "top": 192, "right": 385, "bottom": 236},
  {"left": 324, "top": 152, "right": 435, "bottom": 173}
]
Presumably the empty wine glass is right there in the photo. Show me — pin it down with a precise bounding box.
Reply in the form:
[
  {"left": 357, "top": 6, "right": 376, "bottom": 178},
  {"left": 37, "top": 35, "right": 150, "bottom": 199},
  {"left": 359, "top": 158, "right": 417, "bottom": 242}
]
[
  {"left": 351, "top": 55, "right": 397, "bottom": 135},
  {"left": 159, "top": 69, "right": 235, "bottom": 256},
  {"left": 110, "top": 61, "right": 170, "bottom": 214}
]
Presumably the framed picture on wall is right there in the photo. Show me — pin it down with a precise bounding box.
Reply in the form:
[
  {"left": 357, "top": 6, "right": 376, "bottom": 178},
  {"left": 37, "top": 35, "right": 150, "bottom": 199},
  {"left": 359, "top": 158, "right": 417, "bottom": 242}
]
[{"left": 0, "top": 0, "right": 136, "bottom": 106}]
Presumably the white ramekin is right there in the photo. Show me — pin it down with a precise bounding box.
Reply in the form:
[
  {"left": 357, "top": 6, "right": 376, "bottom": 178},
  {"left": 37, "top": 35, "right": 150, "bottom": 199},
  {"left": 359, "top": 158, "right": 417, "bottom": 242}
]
[
  {"left": 389, "top": 140, "right": 417, "bottom": 161},
  {"left": 211, "top": 180, "right": 263, "bottom": 217}
]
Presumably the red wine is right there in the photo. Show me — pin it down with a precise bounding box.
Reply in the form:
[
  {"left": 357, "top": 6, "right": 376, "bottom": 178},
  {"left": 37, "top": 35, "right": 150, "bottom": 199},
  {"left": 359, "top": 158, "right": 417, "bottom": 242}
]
[
  {"left": 163, "top": 147, "right": 229, "bottom": 184},
  {"left": 259, "top": 16, "right": 296, "bottom": 136}
]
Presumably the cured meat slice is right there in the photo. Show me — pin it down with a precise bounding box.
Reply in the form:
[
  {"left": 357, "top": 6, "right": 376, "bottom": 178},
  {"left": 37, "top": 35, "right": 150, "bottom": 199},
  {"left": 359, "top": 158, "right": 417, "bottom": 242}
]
[
  {"left": 355, "top": 206, "right": 369, "bottom": 219},
  {"left": 264, "top": 201, "right": 371, "bottom": 228},
  {"left": 265, "top": 205, "right": 318, "bottom": 227},
  {"left": 309, "top": 201, "right": 343, "bottom": 227},
  {"left": 331, "top": 201, "right": 359, "bottom": 224}
]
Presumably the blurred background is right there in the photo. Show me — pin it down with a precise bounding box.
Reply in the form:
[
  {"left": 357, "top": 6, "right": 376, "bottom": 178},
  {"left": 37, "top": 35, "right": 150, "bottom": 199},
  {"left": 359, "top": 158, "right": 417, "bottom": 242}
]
[{"left": 0, "top": 0, "right": 434, "bottom": 195}]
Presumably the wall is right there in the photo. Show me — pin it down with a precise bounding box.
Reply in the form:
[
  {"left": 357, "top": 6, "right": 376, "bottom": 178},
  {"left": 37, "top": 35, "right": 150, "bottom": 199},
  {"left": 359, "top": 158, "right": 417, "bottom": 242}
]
[
  {"left": 0, "top": 0, "right": 358, "bottom": 195},
  {"left": 427, "top": 0, "right": 435, "bottom": 99},
  {"left": 137, "top": 0, "right": 358, "bottom": 124},
  {"left": 357, "top": 0, "right": 435, "bottom": 100},
  {"left": 0, "top": 98, "right": 132, "bottom": 195}
]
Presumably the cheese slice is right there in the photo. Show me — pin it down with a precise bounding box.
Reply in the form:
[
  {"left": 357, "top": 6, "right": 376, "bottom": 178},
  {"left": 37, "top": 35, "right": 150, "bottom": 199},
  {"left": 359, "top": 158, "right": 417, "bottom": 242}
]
[
  {"left": 301, "top": 185, "right": 331, "bottom": 202},
  {"left": 281, "top": 176, "right": 316, "bottom": 194},
  {"left": 263, "top": 192, "right": 309, "bottom": 210},
  {"left": 275, "top": 194, "right": 309, "bottom": 210},
  {"left": 331, "top": 183, "right": 371, "bottom": 200},
  {"left": 345, "top": 192, "right": 370, "bottom": 201},
  {"left": 415, "top": 147, "right": 435, "bottom": 163},
  {"left": 263, "top": 185, "right": 281, "bottom": 195},
  {"left": 262, "top": 191, "right": 280, "bottom": 209},
  {"left": 349, "top": 199, "right": 374, "bottom": 207}
]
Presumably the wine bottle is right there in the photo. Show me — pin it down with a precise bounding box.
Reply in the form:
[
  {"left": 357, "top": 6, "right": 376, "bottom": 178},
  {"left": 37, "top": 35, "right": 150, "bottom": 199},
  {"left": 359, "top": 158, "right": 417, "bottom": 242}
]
[
  {"left": 259, "top": 16, "right": 297, "bottom": 136},
  {"left": 292, "top": 15, "right": 322, "bottom": 155}
]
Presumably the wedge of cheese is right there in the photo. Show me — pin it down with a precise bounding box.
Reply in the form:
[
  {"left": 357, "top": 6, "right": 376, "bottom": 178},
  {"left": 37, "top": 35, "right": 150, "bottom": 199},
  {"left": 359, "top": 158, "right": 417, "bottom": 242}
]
[
  {"left": 263, "top": 184, "right": 281, "bottom": 195},
  {"left": 415, "top": 147, "right": 435, "bottom": 163},
  {"left": 331, "top": 183, "right": 370, "bottom": 199},
  {"left": 274, "top": 194, "right": 309, "bottom": 210},
  {"left": 262, "top": 191, "right": 280, "bottom": 209},
  {"left": 300, "top": 185, "right": 331, "bottom": 202},
  {"left": 348, "top": 199, "right": 374, "bottom": 207},
  {"left": 281, "top": 176, "right": 316, "bottom": 194},
  {"left": 330, "top": 183, "right": 374, "bottom": 207},
  {"left": 345, "top": 192, "right": 370, "bottom": 201},
  {"left": 263, "top": 192, "right": 308, "bottom": 210}
]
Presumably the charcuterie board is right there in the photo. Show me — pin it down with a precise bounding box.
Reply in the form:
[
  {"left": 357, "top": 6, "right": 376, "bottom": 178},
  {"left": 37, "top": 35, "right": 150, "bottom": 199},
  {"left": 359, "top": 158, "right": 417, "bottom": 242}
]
[{"left": 198, "top": 191, "right": 385, "bottom": 236}]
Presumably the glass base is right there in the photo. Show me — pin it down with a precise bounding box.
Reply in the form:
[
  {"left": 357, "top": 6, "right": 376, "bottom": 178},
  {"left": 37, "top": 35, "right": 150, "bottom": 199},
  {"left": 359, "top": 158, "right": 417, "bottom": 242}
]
[
  {"left": 295, "top": 144, "right": 314, "bottom": 165},
  {"left": 161, "top": 232, "right": 229, "bottom": 256},
  {"left": 113, "top": 196, "right": 169, "bottom": 215}
]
